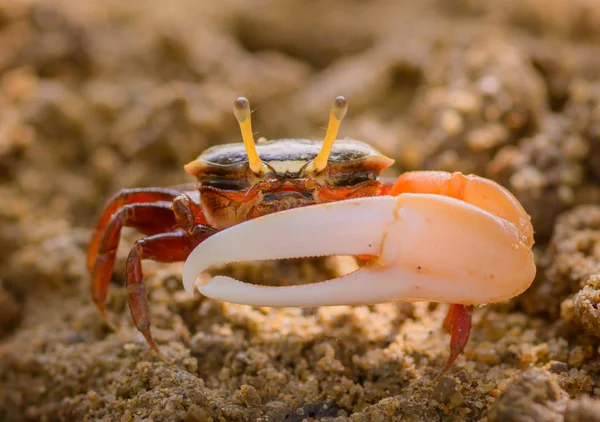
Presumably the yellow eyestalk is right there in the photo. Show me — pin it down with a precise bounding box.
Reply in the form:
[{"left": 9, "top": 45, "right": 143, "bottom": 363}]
[
  {"left": 307, "top": 96, "right": 348, "bottom": 173},
  {"left": 233, "top": 97, "right": 267, "bottom": 174}
]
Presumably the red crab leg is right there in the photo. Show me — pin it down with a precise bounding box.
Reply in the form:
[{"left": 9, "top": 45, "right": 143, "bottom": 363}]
[
  {"left": 126, "top": 232, "right": 203, "bottom": 350},
  {"left": 91, "top": 191, "right": 216, "bottom": 349},
  {"left": 441, "top": 304, "right": 473, "bottom": 373},
  {"left": 91, "top": 202, "right": 177, "bottom": 322},
  {"left": 442, "top": 305, "right": 454, "bottom": 330},
  {"left": 172, "top": 194, "right": 217, "bottom": 241},
  {"left": 88, "top": 188, "right": 184, "bottom": 271}
]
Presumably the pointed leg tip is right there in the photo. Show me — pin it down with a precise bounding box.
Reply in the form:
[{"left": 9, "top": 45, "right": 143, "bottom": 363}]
[
  {"left": 146, "top": 339, "right": 168, "bottom": 362},
  {"left": 150, "top": 346, "right": 168, "bottom": 362},
  {"left": 437, "top": 354, "right": 459, "bottom": 379},
  {"left": 96, "top": 304, "right": 118, "bottom": 332},
  {"left": 142, "top": 330, "right": 160, "bottom": 353},
  {"left": 434, "top": 366, "right": 451, "bottom": 382},
  {"left": 434, "top": 345, "right": 463, "bottom": 381},
  {"left": 438, "top": 303, "right": 474, "bottom": 378}
]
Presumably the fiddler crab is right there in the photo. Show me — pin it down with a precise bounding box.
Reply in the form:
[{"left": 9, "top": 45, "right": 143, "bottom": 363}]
[{"left": 88, "top": 96, "right": 536, "bottom": 372}]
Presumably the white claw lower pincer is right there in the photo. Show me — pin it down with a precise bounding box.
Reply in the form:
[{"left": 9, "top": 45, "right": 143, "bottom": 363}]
[{"left": 182, "top": 194, "right": 536, "bottom": 308}]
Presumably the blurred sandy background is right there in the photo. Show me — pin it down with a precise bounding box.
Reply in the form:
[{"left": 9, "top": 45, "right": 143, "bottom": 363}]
[{"left": 2, "top": 0, "right": 600, "bottom": 420}]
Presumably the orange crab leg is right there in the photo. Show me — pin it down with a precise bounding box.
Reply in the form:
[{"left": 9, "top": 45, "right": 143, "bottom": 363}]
[{"left": 390, "top": 171, "right": 534, "bottom": 246}]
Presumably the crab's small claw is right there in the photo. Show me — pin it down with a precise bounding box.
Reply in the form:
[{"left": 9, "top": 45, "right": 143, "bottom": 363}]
[{"left": 182, "top": 194, "right": 536, "bottom": 308}]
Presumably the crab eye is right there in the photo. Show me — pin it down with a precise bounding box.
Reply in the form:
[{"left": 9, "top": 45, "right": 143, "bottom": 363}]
[{"left": 233, "top": 97, "right": 268, "bottom": 175}]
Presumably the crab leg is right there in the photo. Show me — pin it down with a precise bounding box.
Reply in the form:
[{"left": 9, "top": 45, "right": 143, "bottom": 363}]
[
  {"left": 89, "top": 189, "right": 216, "bottom": 348},
  {"left": 126, "top": 231, "right": 201, "bottom": 349},
  {"left": 390, "top": 171, "right": 534, "bottom": 244},
  {"left": 87, "top": 188, "right": 184, "bottom": 271},
  {"left": 91, "top": 202, "right": 177, "bottom": 321},
  {"left": 441, "top": 303, "right": 474, "bottom": 373},
  {"left": 172, "top": 194, "right": 218, "bottom": 241}
]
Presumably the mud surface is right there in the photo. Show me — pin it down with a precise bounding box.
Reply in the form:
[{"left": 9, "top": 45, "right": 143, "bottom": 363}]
[{"left": 2, "top": 0, "right": 600, "bottom": 421}]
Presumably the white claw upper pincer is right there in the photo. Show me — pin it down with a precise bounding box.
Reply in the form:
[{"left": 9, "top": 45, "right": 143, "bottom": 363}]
[{"left": 182, "top": 194, "right": 536, "bottom": 308}]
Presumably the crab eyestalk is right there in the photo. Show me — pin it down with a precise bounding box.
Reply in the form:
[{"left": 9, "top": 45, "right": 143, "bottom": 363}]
[
  {"left": 306, "top": 96, "right": 348, "bottom": 174},
  {"left": 233, "top": 97, "right": 268, "bottom": 175}
]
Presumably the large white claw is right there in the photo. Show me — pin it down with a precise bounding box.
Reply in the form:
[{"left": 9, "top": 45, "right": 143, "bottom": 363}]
[
  {"left": 182, "top": 196, "right": 397, "bottom": 295},
  {"left": 183, "top": 194, "right": 536, "bottom": 307}
]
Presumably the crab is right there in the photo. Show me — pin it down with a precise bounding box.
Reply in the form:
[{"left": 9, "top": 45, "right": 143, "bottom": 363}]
[{"left": 88, "top": 96, "right": 536, "bottom": 372}]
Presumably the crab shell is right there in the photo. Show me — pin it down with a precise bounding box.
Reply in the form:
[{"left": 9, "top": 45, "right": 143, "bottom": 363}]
[
  {"left": 182, "top": 191, "right": 536, "bottom": 308},
  {"left": 183, "top": 138, "right": 394, "bottom": 230}
]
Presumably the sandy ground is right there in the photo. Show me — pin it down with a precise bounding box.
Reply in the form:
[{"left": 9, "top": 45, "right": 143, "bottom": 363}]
[{"left": 2, "top": 0, "right": 600, "bottom": 420}]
